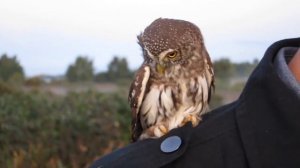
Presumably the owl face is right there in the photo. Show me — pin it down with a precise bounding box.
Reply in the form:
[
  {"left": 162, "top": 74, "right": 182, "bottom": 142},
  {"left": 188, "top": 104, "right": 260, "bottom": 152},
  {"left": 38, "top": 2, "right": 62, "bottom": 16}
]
[{"left": 138, "top": 18, "right": 203, "bottom": 73}]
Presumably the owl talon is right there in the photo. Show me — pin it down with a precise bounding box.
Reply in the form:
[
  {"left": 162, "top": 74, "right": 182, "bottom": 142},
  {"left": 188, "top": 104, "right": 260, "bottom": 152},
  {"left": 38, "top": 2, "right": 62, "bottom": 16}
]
[
  {"left": 180, "top": 115, "right": 200, "bottom": 127},
  {"left": 191, "top": 116, "right": 201, "bottom": 127},
  {"left": 159, "top": 125, "right": 168, "bottom": 134},
  {"left": 153, "top": 124, "right": 169, "bottom": 137}
]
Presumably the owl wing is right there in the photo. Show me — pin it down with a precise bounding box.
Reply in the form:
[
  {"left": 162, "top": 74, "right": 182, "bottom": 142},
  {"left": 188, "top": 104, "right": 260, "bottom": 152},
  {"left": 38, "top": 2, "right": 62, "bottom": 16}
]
[
  {"left": 128, "top": 65, "right": 150, "bottom": 142},
  {"left": 203, "top": 48, "right": 215, "bottom": 102}
]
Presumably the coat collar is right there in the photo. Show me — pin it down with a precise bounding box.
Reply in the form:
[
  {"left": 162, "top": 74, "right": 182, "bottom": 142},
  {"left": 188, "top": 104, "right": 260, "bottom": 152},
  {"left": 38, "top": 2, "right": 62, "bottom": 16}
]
[
  {"left": 236, "top": 38, "right": 300, "bottom": 168},
  {"left": 91, "top": 123, "right": 193, "bottom": 168}
]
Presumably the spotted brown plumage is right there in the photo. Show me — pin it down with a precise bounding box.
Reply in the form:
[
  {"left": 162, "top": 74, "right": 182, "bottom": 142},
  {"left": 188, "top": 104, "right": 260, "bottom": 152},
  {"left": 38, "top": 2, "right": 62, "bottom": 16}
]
[
  {"left": 129, "top": 18, "right": 214, "bottom": 142},
  {"left": 129, "top": 65, "right": 150, "bottom": 141}
]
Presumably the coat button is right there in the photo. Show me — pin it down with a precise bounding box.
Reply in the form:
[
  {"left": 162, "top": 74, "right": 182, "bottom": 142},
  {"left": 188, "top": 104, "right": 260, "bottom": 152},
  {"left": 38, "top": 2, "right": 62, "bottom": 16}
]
[{"left": 160, "top": 136, "right": 182, "bottom": 153}]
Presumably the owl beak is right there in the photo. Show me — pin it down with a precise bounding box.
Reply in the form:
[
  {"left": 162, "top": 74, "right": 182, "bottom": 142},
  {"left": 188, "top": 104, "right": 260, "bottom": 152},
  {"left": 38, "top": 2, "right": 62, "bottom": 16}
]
[{"left": 156, "top": 64, "right": 165, "bottom": 74}]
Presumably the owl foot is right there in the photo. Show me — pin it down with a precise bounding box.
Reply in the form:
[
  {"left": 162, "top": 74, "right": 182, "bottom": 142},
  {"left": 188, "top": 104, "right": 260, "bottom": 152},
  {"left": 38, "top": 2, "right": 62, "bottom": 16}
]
[
  {"left": 153, "top": 124, "right": 169, "bottom": 137},
  {"left": 138, "top": 124, "right": 169, "bottom": 140},
  {"left": 180, "top": 114, "right": 201, "bottom": 127}
]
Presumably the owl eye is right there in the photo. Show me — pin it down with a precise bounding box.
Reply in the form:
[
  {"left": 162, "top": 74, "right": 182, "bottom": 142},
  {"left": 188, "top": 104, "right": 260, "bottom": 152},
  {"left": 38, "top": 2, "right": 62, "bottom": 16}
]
[{"left": 167, "top": 51, "right": 177, "bottom": 58}]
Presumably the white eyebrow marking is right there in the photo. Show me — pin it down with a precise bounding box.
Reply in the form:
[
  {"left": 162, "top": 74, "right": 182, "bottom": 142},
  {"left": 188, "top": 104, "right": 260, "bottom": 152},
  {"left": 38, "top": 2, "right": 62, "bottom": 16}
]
[{"left": 144, "top": 47, "right": 156, "bottom": 60}]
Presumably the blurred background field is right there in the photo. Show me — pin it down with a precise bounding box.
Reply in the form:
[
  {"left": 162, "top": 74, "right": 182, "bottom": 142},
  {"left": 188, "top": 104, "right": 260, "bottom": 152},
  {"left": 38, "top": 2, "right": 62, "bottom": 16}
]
[{"left": 0, "top": 53, "right": 257, "bottom": 167}]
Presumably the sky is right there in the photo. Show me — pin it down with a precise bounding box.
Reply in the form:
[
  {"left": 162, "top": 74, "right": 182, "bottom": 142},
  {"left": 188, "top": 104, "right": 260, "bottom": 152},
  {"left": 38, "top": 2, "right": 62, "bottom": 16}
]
[{"left": 0, "top": 0, "right": 299, "bottom": 76}]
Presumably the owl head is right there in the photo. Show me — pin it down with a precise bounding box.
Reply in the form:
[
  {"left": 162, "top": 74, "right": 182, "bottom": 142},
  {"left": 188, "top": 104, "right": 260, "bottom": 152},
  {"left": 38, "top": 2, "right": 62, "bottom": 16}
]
[{"left": 138, "top": 18, "right": 204, "bottom": 74}]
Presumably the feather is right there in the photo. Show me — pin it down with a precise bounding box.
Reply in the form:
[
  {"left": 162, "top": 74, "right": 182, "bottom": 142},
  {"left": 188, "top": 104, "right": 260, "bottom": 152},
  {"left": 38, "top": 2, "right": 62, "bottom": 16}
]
[
  {"left": 140, "top": 87, "right": 160, "bottom": 127},
  {"left": 129, "top": 65, "right": 150, "bottom": 141}
]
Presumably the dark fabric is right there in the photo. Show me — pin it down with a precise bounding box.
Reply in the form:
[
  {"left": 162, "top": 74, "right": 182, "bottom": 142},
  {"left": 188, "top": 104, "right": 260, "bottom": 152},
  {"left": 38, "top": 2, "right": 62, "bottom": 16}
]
[{"left": 89, "top": 38, "right": 300, "bottom": 168}]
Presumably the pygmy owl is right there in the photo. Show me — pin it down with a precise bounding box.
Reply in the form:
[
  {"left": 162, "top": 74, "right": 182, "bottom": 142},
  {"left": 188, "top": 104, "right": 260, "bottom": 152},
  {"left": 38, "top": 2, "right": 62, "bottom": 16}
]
[{"left": 129, "top": 18, "right": 214, "bottom": 142}]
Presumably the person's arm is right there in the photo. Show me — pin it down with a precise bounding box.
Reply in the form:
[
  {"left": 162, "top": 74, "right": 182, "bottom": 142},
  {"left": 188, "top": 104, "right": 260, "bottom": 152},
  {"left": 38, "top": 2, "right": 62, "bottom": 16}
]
[{"left": 289, "top": 49, "right": 300, "bottom": 82}]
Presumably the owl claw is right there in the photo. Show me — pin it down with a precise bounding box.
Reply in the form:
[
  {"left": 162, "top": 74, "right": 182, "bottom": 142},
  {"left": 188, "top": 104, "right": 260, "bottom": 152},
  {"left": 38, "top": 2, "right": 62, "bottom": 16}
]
[
  {"left": 153, "top": 124, "right": 169, "bottom": 137},
  {"left": 138, "top": 124, "right": 169, "bottom": 140},
  {"left": 159, "top": 125, "right": 168, "bottom": 134},
  {"left": 180, "top": 114, "right": 201, "bottom": 127}
]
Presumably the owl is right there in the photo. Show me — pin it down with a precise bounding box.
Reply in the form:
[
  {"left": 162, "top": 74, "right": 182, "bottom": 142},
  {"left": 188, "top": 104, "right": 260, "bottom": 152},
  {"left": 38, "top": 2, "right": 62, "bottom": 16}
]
[{"left": 129, "top": 18, "right": 214, "bottom": 142}]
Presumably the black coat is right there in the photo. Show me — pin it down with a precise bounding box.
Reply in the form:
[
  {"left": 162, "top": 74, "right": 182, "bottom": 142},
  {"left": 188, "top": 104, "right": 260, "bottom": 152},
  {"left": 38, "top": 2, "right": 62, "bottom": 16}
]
[{"left": 90, "top": 38, "right": 300, "bottom": 168}]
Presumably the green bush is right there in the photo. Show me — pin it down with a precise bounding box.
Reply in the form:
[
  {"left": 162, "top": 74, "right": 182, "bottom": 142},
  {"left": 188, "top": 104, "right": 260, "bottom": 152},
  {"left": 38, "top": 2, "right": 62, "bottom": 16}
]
[
  {"left": 0, "top": 82, "right": 12, "bottom": 94},
  {"left": 0, "top": 90, "right": 131, "bottom": 168}
]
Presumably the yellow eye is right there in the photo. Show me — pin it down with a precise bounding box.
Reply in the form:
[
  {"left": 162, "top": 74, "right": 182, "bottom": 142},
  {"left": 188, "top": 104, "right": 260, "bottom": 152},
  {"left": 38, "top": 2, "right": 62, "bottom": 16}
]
[{"left": 167, "top": 51, "right": 177, "bottom": 58}]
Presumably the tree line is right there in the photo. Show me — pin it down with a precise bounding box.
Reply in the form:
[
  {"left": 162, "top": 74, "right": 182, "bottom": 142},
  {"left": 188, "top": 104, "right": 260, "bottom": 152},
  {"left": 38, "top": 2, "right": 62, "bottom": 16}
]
[{"left": 0, "top": 53, "right": 258, "bottom": 84}]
